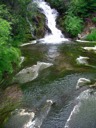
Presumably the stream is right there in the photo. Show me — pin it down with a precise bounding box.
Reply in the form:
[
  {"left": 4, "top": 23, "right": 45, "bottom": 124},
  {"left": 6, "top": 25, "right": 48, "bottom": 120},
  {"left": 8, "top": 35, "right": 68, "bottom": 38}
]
[
  {"left": 5, "top": 43, "right": 96, "bottom": 128},
  {"left": 2, "top": 0, "right": 96, "bottom": 128}
]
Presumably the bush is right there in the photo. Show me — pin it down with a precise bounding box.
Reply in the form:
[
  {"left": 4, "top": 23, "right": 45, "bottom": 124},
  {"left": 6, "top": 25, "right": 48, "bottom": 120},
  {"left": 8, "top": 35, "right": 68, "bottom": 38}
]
[
  {"left": 0, "top": 18, "right": 21, "bottom": 80},
  {"left": 46, "top": 0, "right": 67, "bottom": 14},
  {"left": 0, "top": 18, "right": 11, "bottom": 44},
  {"left": 86, "top": 29, "right": 96, "bottom": 41},
  {"left": 64, "top": 15, "right": 84, "bottom": 36},
  {"left": 68, "top": 0, "right": 88, "bottom": 17},
  {"left": 92, "top": 17, "right": 96, "bottom": 23},
  {"left": 67, "top": 0, "right": 96, "bottom": 17},
  {"left": 0, "top": 46, "right": 20, "bottom": 74},
  {"left": 63, "top": 0, "right": 96, "bottom": 37}
]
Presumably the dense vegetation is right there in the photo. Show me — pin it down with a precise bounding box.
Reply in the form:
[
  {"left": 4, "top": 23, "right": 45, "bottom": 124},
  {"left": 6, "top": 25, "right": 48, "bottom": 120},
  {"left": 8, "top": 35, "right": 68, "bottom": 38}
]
[
  {"left": 46, "top": 0, "right": 96, "bottom": 39},
  {"left": 0, "top": 0, "right": 45, "bottom": 83},
  {"left": 0, "top": 7, "right": 21, "bottom": 82}
]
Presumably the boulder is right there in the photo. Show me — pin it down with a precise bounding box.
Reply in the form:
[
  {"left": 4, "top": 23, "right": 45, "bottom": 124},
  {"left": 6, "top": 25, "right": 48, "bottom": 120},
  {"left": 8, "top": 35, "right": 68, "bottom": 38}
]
[{"left": 15, "top": 62, "right": 53, "bottom": 84}]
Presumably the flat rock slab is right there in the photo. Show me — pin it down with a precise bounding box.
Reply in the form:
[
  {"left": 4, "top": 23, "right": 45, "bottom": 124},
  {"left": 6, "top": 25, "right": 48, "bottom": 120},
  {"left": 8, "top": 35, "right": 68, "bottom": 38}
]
[{"left": 15, "top": 62, "right": 53, "bottom": 84}]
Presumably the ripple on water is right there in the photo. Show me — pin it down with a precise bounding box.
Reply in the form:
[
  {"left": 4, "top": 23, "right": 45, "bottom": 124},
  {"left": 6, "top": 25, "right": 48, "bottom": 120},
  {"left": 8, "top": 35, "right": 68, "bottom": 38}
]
[
  {"left": 64, "top": 90, "right": 96, "bottom": 128},
  {"left": 5, "top": 73, "right": 96, "bottom": 128}
]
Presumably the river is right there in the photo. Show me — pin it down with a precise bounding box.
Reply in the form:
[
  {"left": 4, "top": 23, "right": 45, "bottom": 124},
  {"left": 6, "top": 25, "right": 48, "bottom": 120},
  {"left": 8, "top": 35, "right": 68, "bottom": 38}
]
[{"left": 4, "top": 42, "right": 96, "bottom": 128}]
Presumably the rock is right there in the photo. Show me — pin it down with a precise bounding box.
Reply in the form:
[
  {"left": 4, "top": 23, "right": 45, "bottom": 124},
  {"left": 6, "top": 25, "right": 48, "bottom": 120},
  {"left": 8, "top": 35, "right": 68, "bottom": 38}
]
[
  {"left": 15, "top": 62, "right": 53, "bottom": 84},
  {"left": 76, "top": 56, "right": 89, "bottom": 65},
  {"left": 4, "top": 84, "right": 23, "bottom": 102},
  {"left": 89, "top": 82, "right": 96, "bottom": 88},
  {"left": 78, "top": 33, "right": 88, "bottom": 40},
  {"left": 19, "top": 56, "right": 25, "bottom": 65},
  {"left": 76, "top": 39, "right": 90, "bottom": 43},
  {"left": 26, "top": 99, "right": 53, "bottom": 128},
  {"left": 82, "top": 46, "right": 96, "bottom": 53},
  {"left": 20, "top": 40, "right": 37, "bottom": 47},
  {"left": 5, "top": 108, "right": 35, "bottom": 128},
  {"left": 76, "top": 78, "right": 96, "bottom": 91},
  {"left": 76, "top": 78, "right": 91, "bottom": 89}
]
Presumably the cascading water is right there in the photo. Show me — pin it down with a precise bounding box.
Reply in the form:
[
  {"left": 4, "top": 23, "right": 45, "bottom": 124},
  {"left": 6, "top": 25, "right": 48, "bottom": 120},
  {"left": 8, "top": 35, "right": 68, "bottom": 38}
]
[{"left": 33, "top": 0, "right": 68, "bottom": 44}]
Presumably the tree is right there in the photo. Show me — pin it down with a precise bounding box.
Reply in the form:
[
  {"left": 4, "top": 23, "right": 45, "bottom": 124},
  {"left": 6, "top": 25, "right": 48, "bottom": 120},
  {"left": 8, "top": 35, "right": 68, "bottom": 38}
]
[{"left": 0, "top": 18, "right": 20, "bottom": 82}]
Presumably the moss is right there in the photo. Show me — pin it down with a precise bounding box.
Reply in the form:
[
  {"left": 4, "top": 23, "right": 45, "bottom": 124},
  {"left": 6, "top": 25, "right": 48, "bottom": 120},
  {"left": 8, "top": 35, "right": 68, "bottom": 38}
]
[{"left": 35, "top": 13, "right": 45, "bottom": 38}]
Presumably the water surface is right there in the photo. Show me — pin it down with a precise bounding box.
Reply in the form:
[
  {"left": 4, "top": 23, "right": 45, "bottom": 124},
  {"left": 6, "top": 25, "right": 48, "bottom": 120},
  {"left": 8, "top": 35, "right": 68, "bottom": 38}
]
[{"left": 4, "top": 42, "right": 96, "bottom": 128}]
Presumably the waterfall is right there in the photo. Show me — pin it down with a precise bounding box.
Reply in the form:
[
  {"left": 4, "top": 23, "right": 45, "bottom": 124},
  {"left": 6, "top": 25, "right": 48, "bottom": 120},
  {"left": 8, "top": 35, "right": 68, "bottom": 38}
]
[{"left": 33, "top": 0, "right": 68, "bottom": 44}]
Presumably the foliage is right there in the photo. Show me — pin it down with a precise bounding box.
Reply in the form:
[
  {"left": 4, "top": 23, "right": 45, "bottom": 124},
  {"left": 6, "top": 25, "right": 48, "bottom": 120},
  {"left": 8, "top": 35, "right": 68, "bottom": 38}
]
[
  {"left": 0, "top": 18, "right": 20, "bottom": 81},
  {"left": 46, "top": 0, "right": 67, "bottom": 14},
  {"left": 92, "top": 17, "right": 96, "bottom": 23},
  {"left": 61, "top": 0, "right": 96, "bottom": 37},
  {"left": 0, "top": 46, "right": 20, "bottom": 74},
  {"left": 67, "top": 0, "right": 88, "bottom": 17},
  {"left": 86, "top": 29, "right": 96, "bottom": 41},
  {"left": 67, "top": 0, "right": 96, "bottom": 17},
  {"left": 0, "top": 0, "right": 46, "bottom": 82},
  {"left": 0, "top": 18, "right": 11, "bottom": 44},
  {"left": 0, "top": 5, "right": 10, "bottom": 19},
  {"left": 27, "top": 2, "right": 39, "bottom": 19},
  {"left": 0, "top": 0, "right": 33, "bottom": 45},
  {"left": 64, "top": 15, "right": 84, "bottom": 36}
]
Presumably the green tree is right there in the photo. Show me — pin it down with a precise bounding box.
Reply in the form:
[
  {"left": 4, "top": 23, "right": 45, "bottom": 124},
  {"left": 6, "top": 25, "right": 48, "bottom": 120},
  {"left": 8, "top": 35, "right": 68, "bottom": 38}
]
[
  {"left": 0, "top": 18, "right": 11, "bottom": 44},
  {"left": 0, "top": 18, "right": 20, "bottom": 82},
  {"left": 64, "top": 15, "right": 84, "bottom": 36}
]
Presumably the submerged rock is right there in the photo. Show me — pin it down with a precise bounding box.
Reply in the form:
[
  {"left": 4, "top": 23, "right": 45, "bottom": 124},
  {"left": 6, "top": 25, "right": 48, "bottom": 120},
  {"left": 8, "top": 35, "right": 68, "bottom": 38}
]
[
  {"left": 76, "top": 56, "right": 89, "bottom": 65},
  {"left": 76, "top": 78, "right": 96, "bottom": 91},
  {"left": 76, "top": 78, "right": 91, "bottom": 89},
  {"left": 15, "top": 62, "right": 53, "bottom": 84}
]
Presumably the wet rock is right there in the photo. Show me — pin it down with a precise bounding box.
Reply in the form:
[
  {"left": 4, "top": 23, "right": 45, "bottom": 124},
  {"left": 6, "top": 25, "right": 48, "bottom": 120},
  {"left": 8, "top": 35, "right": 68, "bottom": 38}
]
[
  {"left": 25, "top": 99, "right": 53, "bottom": 128},
  {"left": 76, "top": 39, "right": 90, "bottom": 43},
  {"left": 20, "top": 40, "right": 37, "bottom": 47},
  {"left": 76, "top": 78, "right": 96, "bottom": 94},
  {"left": 82, "top": 46, "right": 96, "bottom": 53},
  {"left": 6, "top": 108, "right": 35, "bottom": 128},
  {"left": 64, "top": 89, "right": 96, "bottom": 128},
  {"left": 15, "top": 62, "right": 53, "bottom": 84},
  {"left": 19, "top": 56, "right": 25, "bottom": 65},
  {"left": 78, "top": 33, "right": 88, "bottom": 40},
  {"left": 76, "top": 56, "right": 89, "bottom": 65},
  {"left": 76, "top": 78, "right": 91, "bottom": 89}
]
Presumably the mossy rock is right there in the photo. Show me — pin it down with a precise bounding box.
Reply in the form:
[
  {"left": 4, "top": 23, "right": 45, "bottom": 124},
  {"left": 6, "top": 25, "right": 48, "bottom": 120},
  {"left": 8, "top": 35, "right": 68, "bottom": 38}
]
[{"left": 0, "top": 84, "right": 23, "bottom": 126}]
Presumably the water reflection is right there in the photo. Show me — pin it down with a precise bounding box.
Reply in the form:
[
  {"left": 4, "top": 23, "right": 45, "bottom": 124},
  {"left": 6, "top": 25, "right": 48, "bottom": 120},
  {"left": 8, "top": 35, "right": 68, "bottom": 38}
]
[{"left": 46, "top": 45, "right": 59, "bottom": 62}]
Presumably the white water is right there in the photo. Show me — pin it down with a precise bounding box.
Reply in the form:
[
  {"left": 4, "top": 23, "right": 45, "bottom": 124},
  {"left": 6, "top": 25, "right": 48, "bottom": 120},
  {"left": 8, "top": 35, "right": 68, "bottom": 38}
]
[
  {"left": 33, "top": 0, "right": 68, "bottom": 44},
  {"left": 24, "top": 100, "right": 53, "bottom": 128}
]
